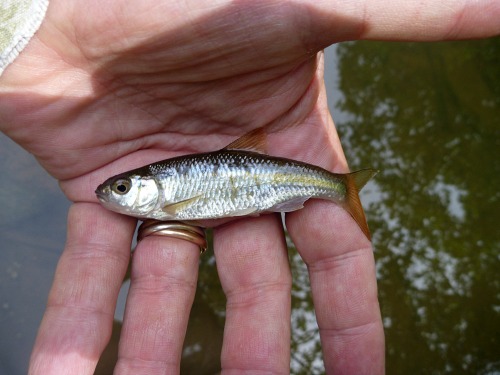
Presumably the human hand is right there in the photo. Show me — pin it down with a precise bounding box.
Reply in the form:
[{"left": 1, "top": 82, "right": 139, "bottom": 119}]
[{"left": 1, "top": 1, "right": 498, "bottom": 373}]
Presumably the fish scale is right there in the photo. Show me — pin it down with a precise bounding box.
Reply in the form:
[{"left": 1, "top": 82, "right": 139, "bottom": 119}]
[{"left": 145, "top": 150, "right": 347, "bottom": 220}]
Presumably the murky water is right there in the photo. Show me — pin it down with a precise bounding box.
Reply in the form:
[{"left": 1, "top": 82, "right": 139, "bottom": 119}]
[
  {"left": 333, "top": 39, "right": 500, "bottom": 374},
  {"left": 1, "top": 38, "right": 499, "bottom": 374}
]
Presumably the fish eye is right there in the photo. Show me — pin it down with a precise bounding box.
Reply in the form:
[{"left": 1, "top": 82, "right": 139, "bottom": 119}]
[{"left": 112, "top": 179, "right": 131, "bottom": 195}]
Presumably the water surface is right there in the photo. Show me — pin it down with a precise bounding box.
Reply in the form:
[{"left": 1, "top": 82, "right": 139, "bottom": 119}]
[{"left": 332, "top": 38, "right": 500, "bottom": 374}]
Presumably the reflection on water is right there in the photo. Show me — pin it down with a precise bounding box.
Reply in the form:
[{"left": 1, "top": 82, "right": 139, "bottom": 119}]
[
  {"left": 1, "top": 38, "right": 499, "bottom": 374},
  {"left": 334, "top": 38, "right": 500, "bottom": 374}
]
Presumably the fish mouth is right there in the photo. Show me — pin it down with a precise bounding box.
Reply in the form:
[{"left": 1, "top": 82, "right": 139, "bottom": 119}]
[{"left": 95, "top": 185, "right": 109, "bottom": 203}]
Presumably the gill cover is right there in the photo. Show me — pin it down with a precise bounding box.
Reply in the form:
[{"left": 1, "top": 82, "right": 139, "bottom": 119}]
[{"left": 97, "top": 175, "right": 159, "bottom": 216}]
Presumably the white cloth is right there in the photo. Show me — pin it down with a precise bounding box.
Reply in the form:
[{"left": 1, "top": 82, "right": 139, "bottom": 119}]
[{"left": 0, "top": 0, "right": 49, "bottom": 75}]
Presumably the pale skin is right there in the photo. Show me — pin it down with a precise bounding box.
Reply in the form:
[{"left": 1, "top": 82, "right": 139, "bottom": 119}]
[{"left": 1, "top": 1, "right": 498, "bottom": 374}]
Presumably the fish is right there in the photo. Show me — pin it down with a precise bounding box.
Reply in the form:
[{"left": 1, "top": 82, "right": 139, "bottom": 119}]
[{"left": 95, "top": 129, "right": 377, "bottom": 239}]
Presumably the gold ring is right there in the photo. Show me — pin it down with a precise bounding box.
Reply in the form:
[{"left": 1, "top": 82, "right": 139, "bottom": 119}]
[{"left": 137, "top": 220, "right": 207, "bottom": 253}]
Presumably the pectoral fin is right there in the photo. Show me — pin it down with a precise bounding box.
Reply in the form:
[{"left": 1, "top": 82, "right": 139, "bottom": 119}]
[{"left": 162, "top": 195, "right": 202, "bottom": 215}]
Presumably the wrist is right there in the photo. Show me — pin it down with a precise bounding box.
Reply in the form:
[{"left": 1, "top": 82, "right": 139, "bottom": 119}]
[
  {"left": 0, "top": 0, "right": 95, "bottom": 97},
  {"left": 0, "top": 0, "right": 49, "bottom": 76},
  {"left": 0, "top": 19, "right": 95, "bottom": 136}
]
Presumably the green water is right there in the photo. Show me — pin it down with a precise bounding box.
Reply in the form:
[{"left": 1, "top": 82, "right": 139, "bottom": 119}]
[
  {"left": 335, "top": 39, "right": 500, "bottom": 374},
  {"left": 1, "top": 38, "right": 499, "bottom": 374}
]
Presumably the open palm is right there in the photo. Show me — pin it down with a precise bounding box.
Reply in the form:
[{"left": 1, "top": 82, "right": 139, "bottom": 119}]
[
  {"left": 3, "top": 1, "right": 349, "bottom": 191},
  {"left": 1, "top": 0, "right": 498, "bottom": 374}
]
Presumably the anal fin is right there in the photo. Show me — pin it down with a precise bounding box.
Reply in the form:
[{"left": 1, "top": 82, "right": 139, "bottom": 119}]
[
  {"left": 231, "top": 207, "right": 259, "bottom": 217},
  {"left": 269, "top": 197, "right": 310, "bottom": 213}
]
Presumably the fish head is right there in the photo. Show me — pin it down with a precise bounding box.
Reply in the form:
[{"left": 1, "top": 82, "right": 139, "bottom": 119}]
[{"left": 95, "top": 173, "right": 159, "bottom": 217}]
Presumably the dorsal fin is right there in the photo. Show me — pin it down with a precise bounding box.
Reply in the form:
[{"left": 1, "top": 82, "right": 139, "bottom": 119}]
[{"left": 223, "top": 128, "right": 268, "bottom": 154}]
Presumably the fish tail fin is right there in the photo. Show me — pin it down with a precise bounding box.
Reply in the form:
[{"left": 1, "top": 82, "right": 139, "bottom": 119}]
[{"left": 341, "top": 169, "right": 378, "bottom": 241}]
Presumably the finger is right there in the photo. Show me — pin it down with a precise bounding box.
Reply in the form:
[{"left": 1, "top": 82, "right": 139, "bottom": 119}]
[
  {"left": 29, "top": 203, "right": 136, "bottom": 375},
  {"left": 303, "top": 0, "right": 500, "bottom": 46},
  {"left": 286, "top": 200, "right": 385, "bottom": 375},
  {"left": 114, "top": 233, "right": 200, "bottom": 374},
  {"left": 214, "top": 215, "right": 292, "bottom": 373},
  {"left": 361, "top": 0, "right": 499, "bottom": 40}
]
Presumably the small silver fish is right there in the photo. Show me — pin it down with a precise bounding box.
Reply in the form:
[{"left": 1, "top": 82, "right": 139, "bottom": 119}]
[{"left": 96, "top": 129, "right": 377, "bottom": 239}]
